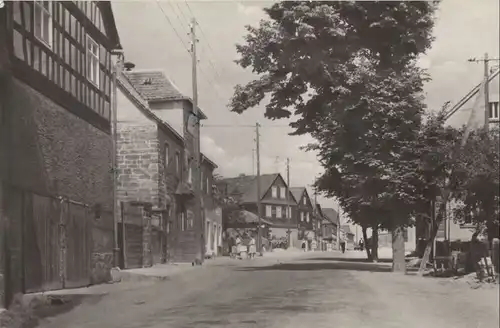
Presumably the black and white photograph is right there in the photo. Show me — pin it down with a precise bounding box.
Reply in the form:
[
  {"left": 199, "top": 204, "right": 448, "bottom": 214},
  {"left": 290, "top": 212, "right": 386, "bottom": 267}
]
[{"left": 0, "top": 0, "right": 499, "bottom": 327}]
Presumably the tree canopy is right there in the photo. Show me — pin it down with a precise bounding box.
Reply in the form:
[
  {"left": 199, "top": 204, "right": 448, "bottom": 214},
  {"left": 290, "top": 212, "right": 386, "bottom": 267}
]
[{"left": 230, "top": 1, "right": 437, "bottom": 135}]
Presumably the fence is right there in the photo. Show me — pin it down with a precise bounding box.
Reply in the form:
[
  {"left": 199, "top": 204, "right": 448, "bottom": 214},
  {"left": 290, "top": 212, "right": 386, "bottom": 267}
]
[{"left": 3, "top": 185, "right": 94, "bottom": 305}]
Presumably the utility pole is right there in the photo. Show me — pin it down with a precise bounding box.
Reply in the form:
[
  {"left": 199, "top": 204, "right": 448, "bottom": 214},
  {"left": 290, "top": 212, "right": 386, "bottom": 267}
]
[
  {"left": 190, "top": 18, "right": 204, "bottom": 263},
  {"left": 252, "top": 149, "right": 255, "bottom": 175},
  {"left": 255, "top": 123, "right": 262, "bottom": 254},
  {"left": 110, "top": 49, "right": 124, "bottom": 268},
  {"left": 468, "top": 53, "right": 500, "bottom": 131}
]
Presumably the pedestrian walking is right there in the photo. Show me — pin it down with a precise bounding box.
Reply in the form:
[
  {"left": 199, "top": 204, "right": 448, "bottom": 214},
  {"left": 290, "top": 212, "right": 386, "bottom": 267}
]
[
  {"left": 301, "top": 241, "right": 306, "bottom": 252},
  {"left": 359, "top": 238, "right": 364, "bottom": 251},
  {"left": 248, "top": 234, "right": 257, "bottom": 259},
  {"left": 340, "top": 236, "right": 346, "bottom": 254},
  {"left": 235, "top": 235, "right": 243, "bottom": 260}
]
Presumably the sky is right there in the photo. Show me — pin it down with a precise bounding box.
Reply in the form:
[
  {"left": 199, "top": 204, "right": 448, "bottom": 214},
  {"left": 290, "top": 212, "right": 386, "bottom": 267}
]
[{"left": 112, "top": 0, "right": 500, "bottom": 222}]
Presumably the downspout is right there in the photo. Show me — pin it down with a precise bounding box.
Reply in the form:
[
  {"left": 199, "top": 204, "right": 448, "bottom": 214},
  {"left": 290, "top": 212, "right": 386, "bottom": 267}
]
[{"left": 110, "top": 49, "right": 123, "bottom": 268}]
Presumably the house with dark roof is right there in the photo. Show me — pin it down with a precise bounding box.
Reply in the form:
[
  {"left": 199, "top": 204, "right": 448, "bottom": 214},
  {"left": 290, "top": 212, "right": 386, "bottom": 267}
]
[
  {"left": 1, "top": 1, "right": 121, "bottom": 306},
  {"left": 322, "top": 208, "right": 340, "bottom": 250},
  {"left": 117, "top": 70, "right": 220, "bottom": 265},
  {"left": 218, "top": 173, "right": 301, "bottom": 249},
  {"left": 290, "top": 187, "right": 316, "bottom": 249}
]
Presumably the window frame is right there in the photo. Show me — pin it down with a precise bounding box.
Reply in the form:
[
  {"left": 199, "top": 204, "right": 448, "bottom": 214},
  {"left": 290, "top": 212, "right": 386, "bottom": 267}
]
[
  {"left": 280, "top": 187, "right": 286, "bottom": 199},
  {"left": 180, "top": 211, "right": 186, "bottom": 231},
  {"left": 276, "top": 206, "right": 282, "bottom": 218},
  {"left": 271, "top": 186, "right": 277, "bottom": 198},
  {"left": 34, "top": 0, "right": 53, "bottom": 49},
  {"left": 306, "top": 212, "right": 310, "bottom": 222},
  {"left": 265, "top": 205, "right": 272, "bottom": 217},
  {"left": 164, "top": 143, "right": 170, "bottom": 167},
  {"left": 489, "top": 101, "right": 499, "bottom": 120},
  {"left": 86, "top": 35, "right": 100, "bottom": 88}
]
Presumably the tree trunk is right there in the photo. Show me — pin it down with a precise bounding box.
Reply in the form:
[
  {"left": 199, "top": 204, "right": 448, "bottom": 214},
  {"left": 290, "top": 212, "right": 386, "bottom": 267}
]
[
  {"left": 362, "top": 225, "right": 372, "bottom": 261},
  {"left": 418, "top": 200, "right": 447, "bottom": 275},
  {"left": 392, "top": 225, "right": 407, "bottom": 274},
  {"left": 371, "top": 226, "right": 379, "bottom": 263}
]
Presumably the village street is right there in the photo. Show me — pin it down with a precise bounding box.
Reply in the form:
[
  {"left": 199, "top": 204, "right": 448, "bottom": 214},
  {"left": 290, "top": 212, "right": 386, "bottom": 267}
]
[{"left": 35, "top": 251, "right": 498, "bottom": 328}]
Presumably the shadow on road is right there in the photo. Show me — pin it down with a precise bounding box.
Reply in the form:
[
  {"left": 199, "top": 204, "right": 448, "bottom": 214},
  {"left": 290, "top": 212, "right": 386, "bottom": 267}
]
[
  {"left": 300, "top": 257, "right": 393, "bottom": 263},
  {"left": 235, "top": 261, "right": 392, "bottom": 273}
]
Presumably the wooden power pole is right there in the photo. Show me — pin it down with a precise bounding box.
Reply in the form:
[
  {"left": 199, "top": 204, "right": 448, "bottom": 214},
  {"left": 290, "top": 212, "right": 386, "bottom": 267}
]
[
  {"left": 190, "top": 18, "right": 204, "bottom": 263},
  {"left": 468, "top": 53, "right": 500, "bottom": 131},
  {"left": 255, "top": 123, "right": 262, "bottom": 254}
]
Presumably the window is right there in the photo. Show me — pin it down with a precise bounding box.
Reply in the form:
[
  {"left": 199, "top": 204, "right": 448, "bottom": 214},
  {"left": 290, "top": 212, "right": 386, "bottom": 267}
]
[
  {"left": 403, "top": 228, "right": 408, "bottom": 242},
  {"left": 489, "top": 101, "right": 499, "bottom": 120},
  {"left": 201, "top": 170, "right": 204, "bottom": 192},
  {"left": 276, "top": 206, "right": 282, "bottom": 218},
  {"left": 280, "top": 187, "right": 286, "bottom": 199},
  {"left": 175, "top": 152, "right": 181, "bottom": 175},
  {"left": 206, "top": 177, "right": 210, "bottom": 195},
  {"left": 271, "top": 186, "right": 277, "bottom": 198},
  {"left": 303, "top": 197, "right": 307, "bottom": 205},
  {"left": 187, "top": 217, "right": 193, "bottom": 230},
  {"left": 287, "top": 207, "right": 291, "bottom": 219},
  {"left": 164, "top": 143, "right": 170, "bottom": 167},
  {"left": 300, "top": 212, "right": 304, "bottom": 222},
  {"left": 265, "top": 205, "right": 272, "bottom": 217},
  {"left": 34, "top": 1, "right": 52, "bottom": 47},
  {"left": 306, "top": 212, "right": 310, "bottom": 222},
  {"left": 188, "top": 160, "right": 192, "bottom": 184},
  {"left": 86, "top": 35, "right": 100, "bottom": 87},
  {"left": 180, "top": 212, "right": 186, "bottom": 231}
]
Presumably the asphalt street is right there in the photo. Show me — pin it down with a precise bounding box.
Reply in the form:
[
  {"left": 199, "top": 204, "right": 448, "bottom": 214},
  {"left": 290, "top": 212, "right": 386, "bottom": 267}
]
[{"left": 37, "top": 251, "right": 499, "bottom": 328}]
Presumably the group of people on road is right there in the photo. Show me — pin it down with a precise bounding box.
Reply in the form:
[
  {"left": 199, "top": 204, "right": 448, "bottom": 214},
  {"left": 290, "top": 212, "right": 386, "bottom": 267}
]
[{"left": 229, "top": 232, "right": 257, "bottom": 260}]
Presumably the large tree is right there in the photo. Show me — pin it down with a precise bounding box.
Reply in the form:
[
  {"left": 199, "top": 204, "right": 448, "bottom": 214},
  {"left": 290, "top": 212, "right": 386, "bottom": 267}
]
[
  {"left": 229, "top": 1, "right": 438, "bottom": 272},
  {"left": 451, "top": 129, "right": 500, "bottom": 241}
]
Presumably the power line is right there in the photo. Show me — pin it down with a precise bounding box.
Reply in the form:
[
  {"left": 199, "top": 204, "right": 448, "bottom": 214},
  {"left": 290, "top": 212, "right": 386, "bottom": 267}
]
[{"left": 156, "top": 0, "right": 189, "bottom": 53}]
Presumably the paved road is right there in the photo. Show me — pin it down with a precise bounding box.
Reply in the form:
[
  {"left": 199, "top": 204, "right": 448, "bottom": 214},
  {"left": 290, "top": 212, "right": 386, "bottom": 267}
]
[{"left": 38, "top": 252, "right": 499, "bottom": 328}]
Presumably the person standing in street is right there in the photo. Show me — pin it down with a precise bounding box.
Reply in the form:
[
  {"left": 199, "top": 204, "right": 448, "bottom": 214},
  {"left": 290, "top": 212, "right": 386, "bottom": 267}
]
[
  {"left": 248, "top": 234, "right": 257, "bottom": 259},
  {"left": 340, "top": 235, "right": 346, "bottom": 254}
]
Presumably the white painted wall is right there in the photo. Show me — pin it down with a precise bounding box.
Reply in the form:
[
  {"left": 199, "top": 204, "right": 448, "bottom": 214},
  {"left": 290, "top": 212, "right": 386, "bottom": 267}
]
[
  {"left": 117, "top": 87, "right": 153, "bottom": 125},
  {"left": 150, "top": 102, "right": 184, "bottom": 137}
]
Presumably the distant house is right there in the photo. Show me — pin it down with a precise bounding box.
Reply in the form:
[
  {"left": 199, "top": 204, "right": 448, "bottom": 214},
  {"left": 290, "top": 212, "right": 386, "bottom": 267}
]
[
  {"left": 322, "top": 208, "right": 340, "bottom": 250},
  {"left": 290, "top": 187, "right": 315, "bottom": 247},
  {"left": 340, "top": 225, "right": 355, "bottom": 250},
  {"left": 218, "top": 173, "right": 299, "bottom": 248},
  {"left": 118, "top": 69, "right": 219, "bottom": 263}
]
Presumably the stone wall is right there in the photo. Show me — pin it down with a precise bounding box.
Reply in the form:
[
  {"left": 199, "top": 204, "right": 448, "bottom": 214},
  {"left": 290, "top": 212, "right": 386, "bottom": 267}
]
[
  {"left": 3, "top": 77, "right": 114, "bottom": 293},
  {"left": 116, "top": 124, "right": 160, "bottom": 205}
]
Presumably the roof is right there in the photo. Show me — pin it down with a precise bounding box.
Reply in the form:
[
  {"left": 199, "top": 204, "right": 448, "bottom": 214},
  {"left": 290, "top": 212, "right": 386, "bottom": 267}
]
[
  {"left": 117, "top": 74, "right": 184, "bottom": 145},
  {"left": 118, "top": 73, "right": 218, "bottom": 169},
  {"left": 123, "top": 70, "right": 207, "bottom": 119},
  {"left": 322, "top": 208, "right": 340, "bottom": 225},
  {"left": 201, "top": 154, "right": 218, "bottom": 169},
  {"left": 219, "top": 173, "right": 283, "bottom": 204},
  {"left": 290, "top": 187, "right": 305, "bottom": 204},
  {"left": 97, "top": 2, "right": 121, "bottom": 49},
  {"left": 445, "top": 69, "right": 500, "bottom": 121}
]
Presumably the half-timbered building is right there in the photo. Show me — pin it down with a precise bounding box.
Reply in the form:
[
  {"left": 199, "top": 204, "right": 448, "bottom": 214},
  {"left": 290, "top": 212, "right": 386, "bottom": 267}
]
[{"left": 0, "top": 1, "right": 121, "bottom": 307}]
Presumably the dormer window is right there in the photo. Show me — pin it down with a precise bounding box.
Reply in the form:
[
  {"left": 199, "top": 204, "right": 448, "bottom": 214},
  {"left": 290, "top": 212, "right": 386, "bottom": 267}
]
[
  {"left": 34, "top": 1, "right": 53, "bottom": 48},
  {"left": 303, "top": 197, "right": 306, "bottom": 205},
  {"left": 271, "top": 186, "right": 277, "bottom": 198},
  {"left": 280, "top": 187, "right": 286, "bottom": 199}
]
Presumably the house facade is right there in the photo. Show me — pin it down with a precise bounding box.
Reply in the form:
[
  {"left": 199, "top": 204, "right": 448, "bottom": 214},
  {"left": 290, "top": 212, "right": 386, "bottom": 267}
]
[
  {"left": 321, "top": 208, "right": 340, "bottom": 251},
  {"left": 120, "top": 69, "right": 211, "bottom": 263},
  {"left": 340, "top": 225, "right": 355, "bottom": 250},
  {"left": 291, "top": 187, "right": 315, "bottom": 249},
  {"left": 201, "top": 156, "right": 222, "bottom": 257},
  {"left": 0, "top": 1, "right": 120, "bottom": 307},
  {"left": 218, "top": 173, "right": 299, "bottom": 249}
]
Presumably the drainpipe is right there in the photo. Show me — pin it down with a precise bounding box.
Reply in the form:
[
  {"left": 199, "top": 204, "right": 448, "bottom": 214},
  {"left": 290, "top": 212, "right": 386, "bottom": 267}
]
[{"left": 110, "top": 49, "right": 123, "bottom": 268}]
